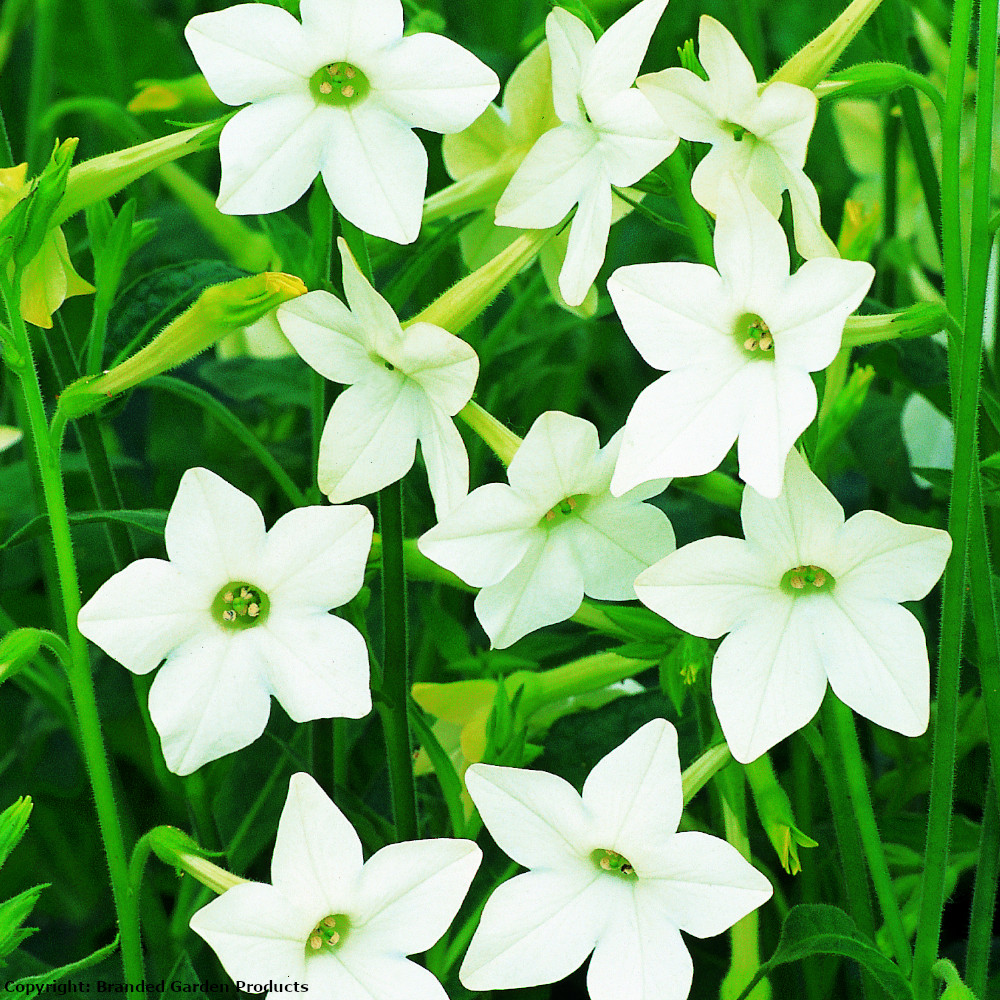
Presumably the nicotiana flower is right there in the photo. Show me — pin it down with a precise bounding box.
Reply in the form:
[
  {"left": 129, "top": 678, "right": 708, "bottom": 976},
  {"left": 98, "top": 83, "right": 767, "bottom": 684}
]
[
  {"left": 639, "top": 15, "right": 838, "bottom": 259},
  {"left": 78, "top": 468, "right": 373, "bottom": 775},
  {"left": 494, "top": 0, "right": 677, "bottom": 307},
  {"left": 191, "top": 772, "right": 481, "bottom": 1000},
  {"left": 609, "top": 178, "right": 874, "bottom": 499},
  {"left": 185, "top": 0, "right": 499, "bottom": 242},
  {"left": 459, "top": 718, "right": 772, "bottom": 1000},
  {"left": 278, "top": 239, "right": 478, "bottom": 517},
  {"left": 418, "top": 410, "right": 676, "bottom": 648},
  {"left": 635, "top": 449, "right": 952, "bottom": 763}
]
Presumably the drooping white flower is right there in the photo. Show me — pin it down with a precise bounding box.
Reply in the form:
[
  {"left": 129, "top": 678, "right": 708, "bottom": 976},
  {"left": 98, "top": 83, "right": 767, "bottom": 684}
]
[
  {"left": 78, "top": 468, "right": 373, "bottom": 775},
  {"left": 494, "top": 0, "right": 678, "bottom": 307},
  {"left": 638, "top": 15, "right": 838, "bottom": 259},
  {"left": 459, "top": 718, "right": 772, "bottom": 1000},
  {"left": 191, "top": 772, "right": 481, "bottom": 1000},
  {"left": 635, "top": 449, "right": 952, "bottom": 763},
  {"left": 185, "top": 0, "right": 499, "bottom": 243},
  {"left": 609, "top": 177, "right": 874, "bottom": 499},
  {"left": 418, "top": 410, "right": 676, "bottom": 648},
  {"left": 278, "top": 238, "right": 478, "bottom": 517}
]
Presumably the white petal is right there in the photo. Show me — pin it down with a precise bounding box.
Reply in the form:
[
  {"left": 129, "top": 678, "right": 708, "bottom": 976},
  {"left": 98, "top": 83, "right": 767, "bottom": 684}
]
[
  {"left": 820, "top": 597, "right": 930, "bottom": 736},
  {"left": 338, "top": 237, "right": 406, "bottom": 349},
  {"left": 78, "top": 560, "right": 208, "bottom": 675},
  {"left": 148, "top": 630, "right": 271, "bottom": 775},
  {"left": 369, "top": 34, "right": 498, "bottom": 132},
  {"left": 321, "top": 105, "right": 426, "bottom": 244},
  {"left": 271, "top": 772, "right": 363, "bottom": 915},
  {"left": 416, "top": 401, "right": 470, "bottom": 518},
  {"left": 257, "top": 612, "right": 371, "bottom": 722},
  {"left": 317, "top": 376, "right": 419, "bottom": 503},
  {"left": 460, "top": 869, "right": 607, "bottom": 990},
  {"left": 740, "top": 448, "right": 844, "bottom": 565},
  {"left": 189, "top": 882, "right": 311, "bottom": 983},
  {"left": 259, "top": 505, "right": 374, "bottom": 611},
  {"left": 164, "top": 468, "right": 265, "bottom": 592},
  {"left": 584, "top": 0, "right": 668, "bottom": 106},
  {"left": 465, "top": 762, "right": 592, "bottom": 869},
  {"left": 392, "top": 322, "right": 478, "bottom": 414},
  {"left": 506, "top": 42, "right": 560, "bottom": 146},
  {"left": 559, "top": 172, "right": 613, "bottom": 307},
  {"left": 639, "top": 831, "right": 773, "bottom": 936},
  {"left": 638, "top": 67, "right": 726, "bottom": 143},
  {"left": 217, "top": 96, "right": 329, "bottom": 215},
  {"left": 508, "top": 410, "right": 601, "bottom": 503},
  {"left": 496, "top": 124, "right": 601, "bottom": 229},
  {"left": 587, "top": 887, "right": 692, "bottom": 1000},
  {"left": 901, "top": 394, "right": 954, "bottom": 478},
  {"left": 690, "top": 138, "right": 771, "bottom": 215},
  {"left": 697, "top": 15, "right": 759, "bottom": 116},
  {"left": 185, "top": 5, "right": 316, "bottom": 105},
  {"left": 298, "top": 0, "right": 402, "bottom": 61},
  {"left": 712, "top": 597, "right": 829, "bottom": 762},
  {"left": 609, "top": 261, "right": 734, "bottom": 371},
  {"left": 277, "top": 290, "right": 373, "bottom": 384},
  {"left": 475, "top": 530, "right": 585, "bottom": 648},
  {"left": 582, "top": 719, "right": 683, "bottom": 867},
  {"left": 352, "top": 839, "right": 481, "bottom": 953},
  {"left": 782, "top": 162, "right": 840, "bottom": 259},
  {"left": 736, "top": 364, "right": 817, "bottom": 499},
  {"left": 744, "top": 81, "right": 815, "bottom": 168},
  {"left": 417, "top": 484, "right": 539, "bottom": 587},
  {"left": 635, "top": 536, "right": 775, "bottom": 638},
  {"left": 547, "top": 7, "right": 596, "bottom": 123},
  {"left": 310, "top": 949, "right": 448, "bottom": 1000}
]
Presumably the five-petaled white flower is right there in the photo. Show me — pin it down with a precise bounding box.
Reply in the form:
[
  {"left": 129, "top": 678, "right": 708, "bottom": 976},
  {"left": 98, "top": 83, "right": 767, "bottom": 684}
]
[
  {"left": 635, "top": 449, "right": 952, "bottom": 763},
  {"left": 191, "top": 772, "right": 482, "bottom": 1000},
  {"left": 418, "top": 410, "right": 676, "bottom": 648},
  {"left": 78, "top": 468, "right": 373, "bottom": 775},
  {"left": 638, "top": 15, "right": 838, "bottom": 259},
  {"left": 459, "top": 718, "right": 772, "bottom": 1000},
  {"left": 609, "top": 177, "right": 874, "bottom": 499},
  {"left": 278, "top": 238, "right": 479, "bottom": 517},
  {"left": 494, "top": 0, "right": 678, "bottom": 307},
  {"left": 185, "top": 0, "right": 499, "bottom": 242}
]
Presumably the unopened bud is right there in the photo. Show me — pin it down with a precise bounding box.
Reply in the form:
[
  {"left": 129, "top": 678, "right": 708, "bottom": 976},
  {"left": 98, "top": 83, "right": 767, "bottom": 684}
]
[
  {"left": 147, "top": 826, "right": 246, "bottom": 894},
  {"left": 821, "top": 61, "right": 911, "bottom": 100},
  {"left": 745, "top": 754, "right": 817, "bottom": 874}
]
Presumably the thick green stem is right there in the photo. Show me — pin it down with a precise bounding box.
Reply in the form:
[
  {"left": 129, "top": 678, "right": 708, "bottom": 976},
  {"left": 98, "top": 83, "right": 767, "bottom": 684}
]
[{"left": 965, "top": 771, "right": 999, "bottom": 997}]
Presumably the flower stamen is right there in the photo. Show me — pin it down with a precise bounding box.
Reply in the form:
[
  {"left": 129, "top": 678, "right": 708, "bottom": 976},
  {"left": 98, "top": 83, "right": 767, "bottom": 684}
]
[
  {"left": 305, "top": 913, "right": 350, "bottom": 954},
  {"left": 781, "top": 564, "right": 835, "bottom": 595},
  {"left": 212, "top": 581, "right": 270, "bottom": 629},
  {"left": 736, "top": 313, "right": 774, "bottom": 356},
  {"left": 309, "top": 62, "right": 370, "bottom": 107},
  {"left": 592, "top": 848, "right": 637, "bottom": 879}
]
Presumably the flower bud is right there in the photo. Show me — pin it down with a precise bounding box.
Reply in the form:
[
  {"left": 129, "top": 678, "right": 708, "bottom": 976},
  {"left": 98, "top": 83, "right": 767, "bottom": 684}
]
[
  {"left": 0, "top": 629, "right": 43, "bottom": 684},
  {"left": 842, "top": 301, "right": 949, "bottom": 347},
  {"left": 147, "top": 826, "right": 246, "bottom": 894},
  {"left": 821, "top": 61, "right": 912, "bottom": 99},
  {"left": 745, "top": 755, "right": 817, "bottom": 874},
  {"left": 0, "top": 796, "right": 33, "bottom": 867}
]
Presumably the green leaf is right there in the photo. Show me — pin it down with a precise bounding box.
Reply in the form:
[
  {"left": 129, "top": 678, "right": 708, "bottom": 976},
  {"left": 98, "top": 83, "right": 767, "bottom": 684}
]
[
  {"left": 0, "top": 798, "right": 32, "bottom": 869},
  {"left": 0, "top": 884, "right": 47, "bottom": 961},
  {"left": 409, "top": 704, "right": 467, "bottom": 839},
  {"left": 0, "top": 509, "right": 167, "bottom": 552},
  {"left": 734, "top": 904, "right": 914, "bottom": 1000},
  {"left": 6, "top": 935, "right": 118, "bottom": 988}
]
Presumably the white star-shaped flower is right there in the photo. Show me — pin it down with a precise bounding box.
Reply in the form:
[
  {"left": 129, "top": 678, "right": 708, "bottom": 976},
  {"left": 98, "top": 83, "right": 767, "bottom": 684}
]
[
  {"left": 638, "top": 15, "right": 838, "bottom": 259},
  {"left": 191, "top": 772, "right": 482, "bottom": 1000},
  {"left": 635, "top": 449, "right": 952, "bottom": 763},
  {"left": 459, "top": 718, "right": 772, "bottom": 1000},
  {"left": 78, "top": 468, "right": 373, "bottom": 775},
  {"left": 418, "top": 410, "right": 676, "bottom": 648},
  {"left": 277, "top": 238, "right": 478, "bottom": 517},
  {"left": 609, "top": 177, "right": 874, "bottom": 499},
  {"left": 494, "top": 0, "right": 678, "bottom": 307},
  {"left": 185, "top": 0, "right": 499, "bottom": 243}
]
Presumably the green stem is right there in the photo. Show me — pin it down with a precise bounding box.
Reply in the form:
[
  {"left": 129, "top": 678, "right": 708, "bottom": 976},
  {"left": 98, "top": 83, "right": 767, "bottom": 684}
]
[
  {"left": 664, "top": 147, "right": 716, "bottom": 267},
  {"left": 824, "top": 698, "right": 911, "bottom": 974},
  {"left": 0, "top": 99, "right": 13, "bottom": 167},
  {"left": 25, "top": 0, "right": 55, "bottom": 168},
  {"left": 1, "top": 276, "right": 144, "bottom": 982},
  {"left": 965, "top": 771, "right": 999, "bottom": 997}
]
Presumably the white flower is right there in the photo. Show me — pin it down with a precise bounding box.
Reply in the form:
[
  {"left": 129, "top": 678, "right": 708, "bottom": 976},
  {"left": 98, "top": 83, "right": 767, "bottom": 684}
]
[
  {"left": 901, "top": 392, "right": 953, "bottom": 488},
  {"left": 635, "top": 449, "right": 952, "bottom": 763},
  {"left": 0, "top": 426, "right": 22, "bottom": 453},
  {"left": 609, "top": 177, "right": 874, "bottom": 499},
  {"left": 191, "top": 772, "right": 481, "bottom": 1000},
  {"left": 418, "top": 410, "right": 676, "bottom": 649},
  {"left": 638, "top": 15, "right": 838, "bottom": 259},
  {"left": 277, "top": 238, "right": 478, "bottom": 517},
  {"left": 77, "top": 468, "right": 373, "bottom": 775},
  {"left": 494, "top": 0, "right": 678, "bottom": 306},
  {"left": 459, "top": 718, "right": 772, "bottom": 1000},
  {"left": 185, "top": 0, "right": 499, "bottom": 243}
]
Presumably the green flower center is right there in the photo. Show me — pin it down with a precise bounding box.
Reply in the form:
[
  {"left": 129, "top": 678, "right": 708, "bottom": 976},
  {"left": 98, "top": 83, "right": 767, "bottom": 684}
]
[
  {"left": 309, "top": 62, "right": 370, "bottom": 106},
  {"left": 780, "top": 564, "right": 836, "bottom": 595},
  {"left": 592, "top": 848, "right": 637, "bottom": 880},
  {"left": 211, "top": 581, "right": 270, "bottom": 629},
  {"left": 542, "top": 495, "right": 582, "bottom": 526},
  {"left": 306, "top": 913, "right": 350, "bottom": 954},
  {"left": 735, "top": 312, "right": 774, "bottom": 357},
  {"left": 721, "top": 120, "right": 754, "bottom": 143}
]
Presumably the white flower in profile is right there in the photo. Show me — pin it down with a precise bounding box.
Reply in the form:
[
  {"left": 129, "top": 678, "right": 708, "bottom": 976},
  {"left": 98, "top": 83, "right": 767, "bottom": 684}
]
[
  {"left": 638, "top": 15, "right": 838, "bottom": 258},
  {"left": 185, "top": 0, "right": 499, "bottom": 242},
  {"left": 635, "top": 450, "right": 952, "bottom": 763},
  {"left": 191, "top": 772, "right": 482, "bottom": 1000},
  {"left": 78, "top": 468, "right": 373, "bottom": 775},
  {"left": 418, "top": 411, "right": 676, "bottom": 648},
  {"left": 278, "top": 238, "right": 478, "bottom": 517},
  {"left": 494, "top": 0, "right": 678, "bottom": 307},
  {"left": 459, "top": 719, "right": 772, "bottom": 1000},
  {"left": 609, "top": 177, "right": 874, "bottom": 499}
]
